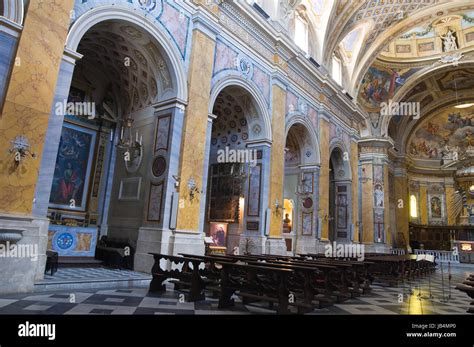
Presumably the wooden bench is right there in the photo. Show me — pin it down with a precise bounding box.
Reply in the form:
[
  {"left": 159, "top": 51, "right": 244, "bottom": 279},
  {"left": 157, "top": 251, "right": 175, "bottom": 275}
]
[
  {"left": 456, "top": 274, "right": 474, "bottom": 314},
  {"left": 148, "top": 253, "right": 208, "bottom": 302},
  {"left": 180, "top": 253, "right": 341, "bottom": 312}
]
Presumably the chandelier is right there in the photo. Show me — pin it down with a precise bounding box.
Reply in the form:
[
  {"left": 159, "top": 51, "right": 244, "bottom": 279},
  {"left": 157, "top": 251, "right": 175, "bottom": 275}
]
[{"left": 116, "top": 117, "right": 142, "bottom": 155}]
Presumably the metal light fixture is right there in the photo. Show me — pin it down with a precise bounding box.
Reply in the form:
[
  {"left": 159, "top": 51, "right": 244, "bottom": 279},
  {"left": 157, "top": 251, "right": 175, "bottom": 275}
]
[
  {"left": 9, "top": 136, "right": 36, "bottom": 164},
  {"left": 116, "top": 116, "right": 142, "bottom": 155}
]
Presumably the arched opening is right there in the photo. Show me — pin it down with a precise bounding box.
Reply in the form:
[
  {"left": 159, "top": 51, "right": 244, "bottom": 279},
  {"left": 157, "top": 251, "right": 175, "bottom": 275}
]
[
  {"left": 283, "top": 122, "right": 320, "bottom": 254},
  {"left": 42, "top": 17, "right": 182, "bottom": 269},
  {"left": 205, "top": 85, "right": 269, "bottom": 255},
  {"left": 328, "top": 147, "right": 351, "bottom": 243}
]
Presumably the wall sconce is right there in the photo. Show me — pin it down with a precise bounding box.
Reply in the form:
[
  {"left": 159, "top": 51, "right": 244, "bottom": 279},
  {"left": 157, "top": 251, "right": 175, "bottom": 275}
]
[
  {"left": 187, "top": 177, "right": 200, "bottom": 201},
  {"left": 172, "top": 175, "right": 180, "bottom": 189},
  {"left": 274, "top": 199, "right": 284, "bottom": 216},
  {"left": 9, "top": 136, "right": 36, "bottom": 164}
]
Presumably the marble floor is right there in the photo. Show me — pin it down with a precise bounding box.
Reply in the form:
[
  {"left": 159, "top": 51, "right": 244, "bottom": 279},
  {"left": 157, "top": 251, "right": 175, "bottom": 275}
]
[{"left": 0, "top": 265, "right": 472, "bottom": 315}]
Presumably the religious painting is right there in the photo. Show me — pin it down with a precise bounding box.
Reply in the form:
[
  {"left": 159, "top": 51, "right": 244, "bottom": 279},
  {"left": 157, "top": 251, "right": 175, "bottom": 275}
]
[
  {"left": 209, "top": 163, "right": 241, "bottom": 222},
  {"left": 430, "top": 196, "right": 442, "bottom": 218},
  {"left": 408, "top": 108, "right": 474, "bottom": 160},
  {"left": 49, "top": 123, "right": 96, "bottom": 211},
  {"left": 358, "top": 65, "right": 419, "bottom": 109},
  {"left": 209, "top": 222, "right": 227, "bottom": 248}
]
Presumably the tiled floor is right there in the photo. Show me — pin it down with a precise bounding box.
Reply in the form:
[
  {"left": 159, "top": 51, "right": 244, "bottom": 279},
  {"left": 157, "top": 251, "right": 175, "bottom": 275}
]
[
  {"left": 39, "top": 267, "right": 152, "bottom": 284},
  {"left": 0, "top": 265, "right": 472, "bottom": 315}
]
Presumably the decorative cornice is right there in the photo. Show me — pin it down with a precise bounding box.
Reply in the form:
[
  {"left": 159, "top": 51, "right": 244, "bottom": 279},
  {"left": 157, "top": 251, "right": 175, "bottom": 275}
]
[{"left": 192, "top": 8, "right": 221, "bottom": 40}]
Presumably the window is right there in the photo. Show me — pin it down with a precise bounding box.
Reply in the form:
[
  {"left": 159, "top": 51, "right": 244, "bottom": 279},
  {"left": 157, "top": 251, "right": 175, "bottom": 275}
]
[
  {"left": 332, "top": 55, "right": 342, "bottom": 85},
  {"left": 294, "top": 12, "right": 309, "bottom": 54},
  {"left": 410, "top": 195, "right": 418, "bottom": 218}
]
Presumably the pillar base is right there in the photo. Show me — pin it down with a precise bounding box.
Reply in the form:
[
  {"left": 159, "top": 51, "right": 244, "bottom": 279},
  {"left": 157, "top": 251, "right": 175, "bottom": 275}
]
[
  {"left": 169, "top": 230, "right": 205, "bottom": 257},
  {"left": 239, "top": 234, "right": 266, "bottom": 255},
  {"left": 265, "top": 237, "right": 287, "bottom": 255},
  {"left": 134, "top": 227, "right": 172, "bottom": 273},
  {"left": 0, "top": 213, "right": 49, "bottom": 294}
]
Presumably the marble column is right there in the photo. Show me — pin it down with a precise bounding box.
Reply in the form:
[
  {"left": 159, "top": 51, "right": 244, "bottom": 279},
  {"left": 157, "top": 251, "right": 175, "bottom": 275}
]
[
  {"left": 295, "top": 165, "right": 320, "bottom": 254},
  {"left": 350, "top": 138, "right": 360, "bottom": 243},
  {"left": 318, "top": 115, "right": 330, "bottom": 242},
  {"left": 0, "top": 0, "right": 75, "bottom": 215},
  {"left": 358, "top": 138, "right": 392, "bottom": 253},
  {"left": 0, "top": 0, "right": 75, "bottom": 294},
  {"left": 265, "top": 76, "right": 287, "bottom": 255},
  {"left": 239, "top": 140, "right": 271, "bottom": 255},
  {"left": 394, "top": 162, "right": 409, "bottom": 248},
  {"left": 419, "top": 183, "right": 428, "bottom": 225},
  {"left": 174, "top": 13, "right": 218, "bottom": 253},
  {"left": 0, "top": 16, "right": 21, "bottom": 110},
  {"left": 32, "top": 49, "right": 83, "bottom": 217}
]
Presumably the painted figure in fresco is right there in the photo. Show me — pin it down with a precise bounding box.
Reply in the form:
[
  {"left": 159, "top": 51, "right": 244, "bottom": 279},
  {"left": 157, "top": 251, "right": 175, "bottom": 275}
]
[
  {"left": 431, "top": 197, "right": 442, "bottom": 218},
  {"left": 58, "top": 161, "right": 83, "bottom": 203},
  {"left": 374, "top": 185, "right": 384, "bottom": 207}
]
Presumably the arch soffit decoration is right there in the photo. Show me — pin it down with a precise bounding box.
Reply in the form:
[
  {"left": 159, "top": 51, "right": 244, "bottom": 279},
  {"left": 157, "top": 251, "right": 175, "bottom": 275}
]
[
  {"left": 285, "top": 114, "right": 321, "bottom": 166},
  {"left": 351, "top": 1, "right": 474, "bottom": 96},
  {"left": 65, "top": 5, "right": 188, "bottom": 105},
  {"left": 329, "top": 139, "right": 352, "bottom": 181},
  {"left": 380, "top": 59, "right": 474, "bottom": 137},
  {"left": 209, "top": 76, "right": 272, "bottom": 143}
]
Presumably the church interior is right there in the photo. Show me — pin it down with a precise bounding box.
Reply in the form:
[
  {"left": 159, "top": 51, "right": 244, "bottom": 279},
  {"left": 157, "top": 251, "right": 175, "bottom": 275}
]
[{"left": 1, "top": 0, "right": 474, "bottom": 318}]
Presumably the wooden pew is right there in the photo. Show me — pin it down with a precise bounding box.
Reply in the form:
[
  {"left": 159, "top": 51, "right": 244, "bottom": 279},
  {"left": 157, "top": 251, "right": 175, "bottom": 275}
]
[
  {"left": 148, "top": 253, "right": 208, "bottom": 301},
  {"left": 184, "top": 253, "right": 357, "bottom": 303},
  {"left": 456, "top": 274, "right": 474, "bottom": 314},
  {"left": 180, "top": 253, "right": 337, "bottom": 312}
]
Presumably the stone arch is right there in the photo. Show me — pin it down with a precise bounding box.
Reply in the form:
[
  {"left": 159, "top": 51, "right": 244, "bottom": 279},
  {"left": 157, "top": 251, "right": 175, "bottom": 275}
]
[
  {"left": 65, "top": 5, "right": 187, "bottom": 105},
  {"left": 209, "top": 76, "right": 272, "bottom": 143},
  {"left": 285, "top": 114, "right": 321, "bottom": 166},
  {"left": 329, "top": 139, "right": 352, "bottom": 181},
  {"left": 1, "top": 0, "right": 23, "bottom": 25}
]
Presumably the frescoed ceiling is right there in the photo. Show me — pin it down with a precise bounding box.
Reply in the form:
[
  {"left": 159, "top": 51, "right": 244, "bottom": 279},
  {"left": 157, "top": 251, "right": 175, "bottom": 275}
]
[{"left": 387, "top": 65, "right": 474, "bottom": 158}]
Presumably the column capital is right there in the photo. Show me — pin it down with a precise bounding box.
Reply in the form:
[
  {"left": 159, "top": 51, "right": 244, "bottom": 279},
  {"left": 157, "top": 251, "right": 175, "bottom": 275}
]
[
  {"left": 271, "top": 71, "right": 288, "bottom": 91},
  {"left": 246, "top": 139, "right": 272, "bottom": 148},
  {"left": 192, "top": 9, "right": 220, "bottom": 41}
]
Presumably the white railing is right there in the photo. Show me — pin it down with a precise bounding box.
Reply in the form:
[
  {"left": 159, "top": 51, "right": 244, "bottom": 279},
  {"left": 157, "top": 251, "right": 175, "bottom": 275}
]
[
  {"left": 414, "top": 249, "right": 459, "bottom": 263},
  {"left": 391, "top": 248, "right": 406, "bottom": 255}
]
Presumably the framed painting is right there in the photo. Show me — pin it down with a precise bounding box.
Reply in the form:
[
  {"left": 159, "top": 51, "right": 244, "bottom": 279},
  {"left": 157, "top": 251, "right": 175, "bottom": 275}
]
[
  {"left": 209, "top": 222, "right": 228, "bottom": 248},
  {"left": 49, "top": 122, "right": 97, "bottom": 211}
]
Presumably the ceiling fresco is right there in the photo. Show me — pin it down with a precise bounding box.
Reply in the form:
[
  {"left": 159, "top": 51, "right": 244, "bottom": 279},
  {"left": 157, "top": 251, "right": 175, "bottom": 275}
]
[{"left": 408, "top": 108, "right": 474, "bottom": 160}]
